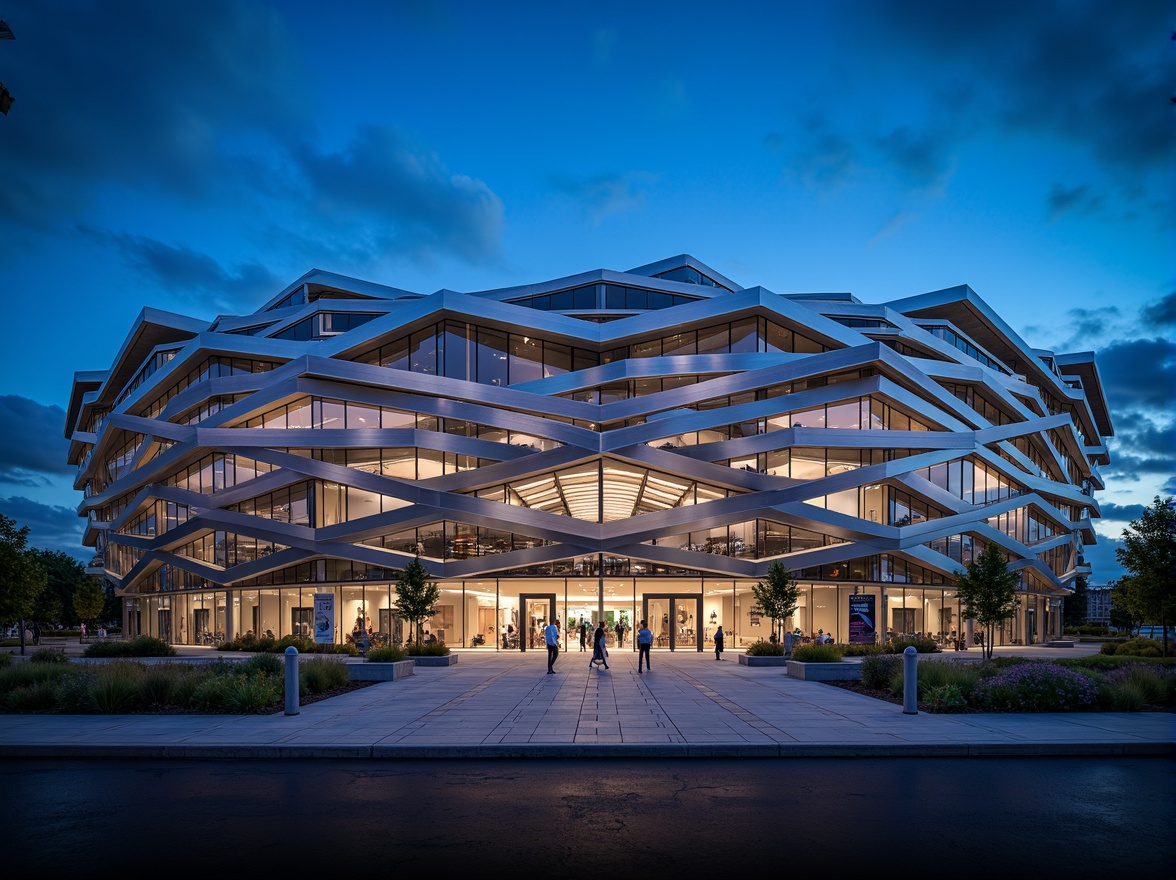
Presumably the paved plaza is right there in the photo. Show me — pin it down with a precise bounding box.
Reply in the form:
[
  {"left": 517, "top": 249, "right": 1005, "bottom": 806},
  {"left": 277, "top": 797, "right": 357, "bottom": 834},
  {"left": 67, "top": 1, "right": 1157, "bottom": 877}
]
[{"left": 1, "top": 642, "right": 1172, "bottom": 759}]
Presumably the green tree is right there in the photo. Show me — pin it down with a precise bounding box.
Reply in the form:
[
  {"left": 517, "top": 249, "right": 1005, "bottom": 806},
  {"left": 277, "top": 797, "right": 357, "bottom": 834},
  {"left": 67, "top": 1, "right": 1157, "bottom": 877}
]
[
  {"left": 1109, "top": 577, "right": 1143, "bottom": 634},
  {"left": 31, "top": 549, "right": 89, "bottom": 625},
  {"left": 955, "top": 542, "right": 1020, "bottom": 660},
  {"left": 0, "top": 513, "right": 48, "bottom": 654},
  {"left": 392, "top": 556, "right": 440, "bottom": 644},
  {"left": 750, "top": 561, "right": 801, "bottom": 645},
  {"left": 101, "top": 579, "right": 121, "bottom": 626},
  {"left": 73, "top": 579, "right": 105, "bottom": 628},
  {"left": 1063, "top": 575, "right": 1088, "bottom": 628},
  {"left": 1115, "top": 496, "right": 1176, "bottom": 656}
]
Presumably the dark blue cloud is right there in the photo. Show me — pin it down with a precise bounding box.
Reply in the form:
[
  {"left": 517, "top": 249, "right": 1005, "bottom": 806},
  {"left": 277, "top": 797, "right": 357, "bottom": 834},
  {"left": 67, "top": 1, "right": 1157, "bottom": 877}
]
[
  {"left": 861, "top": 0, "right": 1169, "bottom": 175},
  {"left": 1096, "top": 334, "right": 1175, "bottom": 489},
  {"left": 1046, "top": 184, "right": 1105, "bottom": 220},
  {"left": 79, "top": 229, "right": 284, "bottom": 312},
  {"left": 547, "top": 171, "right": 657, "bottom": 225},
  {"left": 0, "top": 396, "right": 72, "bottom": 483},
  {"left": 1098, "top": 337, "right": 1175, "bottom": 412},
  {"left": 0, "top": 0, "right": 504, "bottom": 269},
  {"left": 0, "top": 0, "right": 312, "bottom": 232},
  {"left": 1140, "top": 292, "right": 1176, "bottom": 328},
  {"left": 872, "top": 126, "right": 955, "bottom": 190},
  {"left": 291, "top": 125, "right": 504, "bottom": 264},
  {"left": 0, "top": 496, "right": 88, "bottom": 561},
  {"left": 1096, "top": 501, "right": 1149, "bottom": 522}
]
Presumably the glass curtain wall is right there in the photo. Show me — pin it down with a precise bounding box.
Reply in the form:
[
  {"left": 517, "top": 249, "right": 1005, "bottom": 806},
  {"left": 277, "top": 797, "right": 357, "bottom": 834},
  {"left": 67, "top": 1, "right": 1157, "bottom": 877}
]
[{"left": 130, "top": 578, "right": 992, "bottom": 650}]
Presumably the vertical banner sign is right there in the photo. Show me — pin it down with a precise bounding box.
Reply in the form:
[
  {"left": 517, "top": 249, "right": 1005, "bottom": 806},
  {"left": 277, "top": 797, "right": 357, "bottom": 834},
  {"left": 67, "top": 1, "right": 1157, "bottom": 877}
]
[
  {"left": 848, "top": 594, "right": 876, "bottom": 644},
  {"left": 313, "top": 593, "right": 335, "bottom": 645}
]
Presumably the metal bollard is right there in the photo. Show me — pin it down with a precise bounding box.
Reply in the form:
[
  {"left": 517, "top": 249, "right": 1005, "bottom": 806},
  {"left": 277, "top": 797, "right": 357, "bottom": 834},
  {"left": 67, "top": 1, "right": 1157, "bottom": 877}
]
[
  {"left": 284, "top": 646, "right": 300, "bottom": 716},
  {"left": 902, "top": 645, "right": 918, "bottom": 714}
]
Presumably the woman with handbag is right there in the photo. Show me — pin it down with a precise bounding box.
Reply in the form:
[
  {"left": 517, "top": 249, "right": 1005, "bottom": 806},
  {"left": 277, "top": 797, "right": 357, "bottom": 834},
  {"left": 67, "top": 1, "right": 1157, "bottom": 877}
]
[{"left": 590, "top": 621, "right": 610, "bottom": 670}]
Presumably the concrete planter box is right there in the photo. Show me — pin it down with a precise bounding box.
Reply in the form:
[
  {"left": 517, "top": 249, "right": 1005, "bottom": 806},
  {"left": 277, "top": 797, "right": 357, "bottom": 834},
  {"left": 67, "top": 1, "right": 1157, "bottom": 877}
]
[
  {"left": 410, "top": 654, "right": 458, "bottom": 667},
  {"left": 348, "top": 659, "right": 415, "bottom": 681},
  {"left": 738, "top": 654, "right": 789, "bottom": 666},
  {"left": 786, "top": 660, "right": 861, "bottom": 681}
]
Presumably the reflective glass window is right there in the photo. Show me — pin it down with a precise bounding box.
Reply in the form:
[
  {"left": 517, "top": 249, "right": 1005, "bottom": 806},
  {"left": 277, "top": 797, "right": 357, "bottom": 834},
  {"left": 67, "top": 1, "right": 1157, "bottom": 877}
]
[
  {"left": 444, "top": 323, "right": 473, "bottom": 381},
  {"left": 410, "top": 327, "right": 438, "bottom": 374},
  {"left": 730, "top": 318, "right": 758, "bottom": 353},
  {"left": 477, "top": 328, "right": 508, "bottom": 387},
  {"left": 544, "top": 342, "right": 572, "bottom": 377},
  {"left": 508, "top": 335, "right": 543, "bottom": 384}
]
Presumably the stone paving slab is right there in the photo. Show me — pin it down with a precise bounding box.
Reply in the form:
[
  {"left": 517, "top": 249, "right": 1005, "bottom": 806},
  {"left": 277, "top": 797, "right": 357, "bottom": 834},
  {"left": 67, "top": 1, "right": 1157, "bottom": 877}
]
[{"left": 0, "top": 647, "right": 1172, "bottom": 759}]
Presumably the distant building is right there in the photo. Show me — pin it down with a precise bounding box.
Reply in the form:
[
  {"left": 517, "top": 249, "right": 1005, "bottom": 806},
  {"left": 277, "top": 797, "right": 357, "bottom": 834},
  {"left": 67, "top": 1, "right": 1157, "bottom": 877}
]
[
  {"left": 1085, "top": 583, "right": 1114, "bottom": 626},
  {"left": 66, "top": 255, "right": 1112, "bottom": 650}
]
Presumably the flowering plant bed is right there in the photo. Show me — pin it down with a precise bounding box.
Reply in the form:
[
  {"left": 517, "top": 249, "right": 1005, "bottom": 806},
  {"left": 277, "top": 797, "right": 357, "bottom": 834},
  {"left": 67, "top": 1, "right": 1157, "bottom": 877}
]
[{"left": 823, "top": 656, "right": 1176, "bottom": 713}]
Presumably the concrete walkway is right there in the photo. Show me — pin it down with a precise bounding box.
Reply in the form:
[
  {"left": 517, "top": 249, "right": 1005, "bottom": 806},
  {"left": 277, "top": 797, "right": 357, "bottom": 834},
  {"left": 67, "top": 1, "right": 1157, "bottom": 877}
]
[{"left": 1, "top": 642, "right": 1172, "bottom": 759}]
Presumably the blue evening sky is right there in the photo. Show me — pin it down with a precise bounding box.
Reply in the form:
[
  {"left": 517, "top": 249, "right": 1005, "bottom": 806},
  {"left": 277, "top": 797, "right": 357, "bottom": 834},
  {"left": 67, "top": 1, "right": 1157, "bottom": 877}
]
[{"left": 0, "top": 0, "right": 1171, "bottom": 583}]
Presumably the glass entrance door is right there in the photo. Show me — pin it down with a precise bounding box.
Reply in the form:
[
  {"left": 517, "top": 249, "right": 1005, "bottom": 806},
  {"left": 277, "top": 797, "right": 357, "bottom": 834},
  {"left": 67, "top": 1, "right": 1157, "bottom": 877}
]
[
  {"left": 643, "top": 595, "right": 703, "bottom": 651},
  {"left": 193, "top": 608, "right": 210, "bottom": 645},
  {"left": 519, "top": 594, "right": 556, "bottom": 652}
]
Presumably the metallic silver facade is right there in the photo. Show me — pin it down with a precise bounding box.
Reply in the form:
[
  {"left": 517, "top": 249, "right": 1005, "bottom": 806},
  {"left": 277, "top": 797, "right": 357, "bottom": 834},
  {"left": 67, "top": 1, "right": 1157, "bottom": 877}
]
[{"left": 66, "top": 255, "right": 1110, "bottom": 644}]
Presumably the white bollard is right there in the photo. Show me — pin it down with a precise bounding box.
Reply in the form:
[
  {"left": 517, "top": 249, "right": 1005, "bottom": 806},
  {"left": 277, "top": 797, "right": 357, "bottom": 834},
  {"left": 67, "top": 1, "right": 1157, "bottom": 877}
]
[
  {"left": 902, "top": 645, "right": 918, "bottom": 714},
  {"left": 284, "top": 646, "right": 300, "bottom": 716}
]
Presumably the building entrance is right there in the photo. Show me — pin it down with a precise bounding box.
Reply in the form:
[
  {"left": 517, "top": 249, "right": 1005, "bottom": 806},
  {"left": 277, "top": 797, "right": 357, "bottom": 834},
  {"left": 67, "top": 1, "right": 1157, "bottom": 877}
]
[
  {"left": 519, "top": 594, "right": 556, "bottom": 652},
  {"left": 643, "top": 595, "right": 703, "bottom": 651}
]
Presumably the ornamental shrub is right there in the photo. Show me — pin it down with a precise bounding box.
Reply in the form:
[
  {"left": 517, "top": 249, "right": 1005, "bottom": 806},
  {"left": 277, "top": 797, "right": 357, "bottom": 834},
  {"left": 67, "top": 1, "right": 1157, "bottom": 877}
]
[
  {"left": 213, "top": 673, "right": 280, "bottom": 713},
  {"left": 840, "top": 643, "right": 884, "bottom": 657},
  {"left": 1113, "top": 638, "right": 1165, "bottom": 658},
  {"left": 790, "top": 644, "right": 841, "bottom": 662},
  {"left": 925, "top": 684, "right": 968, "bottom": 713},
  {"left": 300, "top": 657, "right": 350, "bottom": 693},
  {"left": 860, "top": 654, "right": 901, "bottom": 689},
  {"left": 885, "top": 637, "right": 939, "bottom": 654},
  {"left": 915, "top": 659, "right": 982, "bottom": 698},
  {"left": 365, "top": 645, "right": 407, "bottom": 662},
  {"left": 745, "top": 640, "right": 786, "bottom": 656},
  {"left": 405, "top": 640, "right": 451, "bottom": 656},
  {"left": 29, "top": 647, "right": 70, "bottom": 664},
  {"left": 137, "top": 664, "right": 198, "bottom": 708},
  {"left": 972, "top": 661, "right": 1099, "bottom": 712},
  {"left": 4, "top": 679, "right": 58, "bottom": 711},
  {"left": 84, "top": 635, "right": 175, "bottom": 658},
  {"left": 87, "top": 662, "right": 143, "bottom": 713},
  {"left": 1103, "top": 663, "right": 1175, "bottom": 707},
  {"left": 239, "top": 652, "right": 284, "bottom": 678}
]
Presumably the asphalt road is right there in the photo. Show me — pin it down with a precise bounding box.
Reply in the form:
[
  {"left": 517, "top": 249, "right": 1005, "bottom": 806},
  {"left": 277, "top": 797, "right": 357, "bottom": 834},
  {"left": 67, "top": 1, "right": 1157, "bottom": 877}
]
[{"left": 5, "top": 756, "right": 1173, "bottom": 874}]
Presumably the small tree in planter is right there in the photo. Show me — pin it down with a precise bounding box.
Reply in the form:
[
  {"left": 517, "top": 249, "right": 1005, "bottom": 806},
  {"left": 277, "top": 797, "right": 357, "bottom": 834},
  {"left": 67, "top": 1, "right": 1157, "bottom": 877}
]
[
  {"left": 955, "top": 542, "right": 1020, "bottom": 660},
  {"left": 751, "top": 561, "right": 801, "bottom": 647},
  {"left": 392, "top": 555, "right": 440, "bottom": 646}
]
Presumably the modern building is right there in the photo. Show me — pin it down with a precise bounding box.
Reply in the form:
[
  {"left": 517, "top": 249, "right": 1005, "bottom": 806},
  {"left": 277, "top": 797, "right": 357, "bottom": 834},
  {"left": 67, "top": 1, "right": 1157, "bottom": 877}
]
[
  {"left": 66, "top": 255, "right": 1112, "bottom": 652},
  {"left": 1085, "top": 583, "right": 1114, "bottom": 626}
]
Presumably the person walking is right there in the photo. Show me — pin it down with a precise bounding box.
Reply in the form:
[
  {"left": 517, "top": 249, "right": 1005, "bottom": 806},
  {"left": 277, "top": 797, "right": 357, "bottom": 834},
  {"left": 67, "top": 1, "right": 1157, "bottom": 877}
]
[
  {"left": 590, "top": 621, "right": 609, "bottom": 670},
  {"left": 714, "top": 624, "right": 725, "bottom": 660},
  {"left": 636, "top": 619, "right": 653, "bottom": 673},
  {"left": 579, "top": 620, "right": 588, "bottom": 652},
  {"left": 615, "top": 619, "right": 625, "bottom": 648},
  {"left": 544, "top": 618, "right": 561, "bottom": 674}
]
